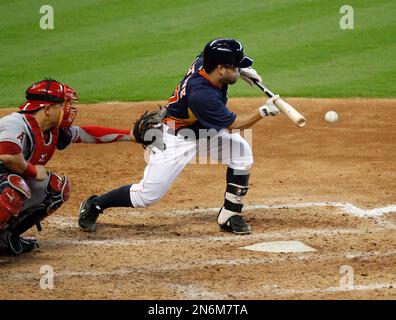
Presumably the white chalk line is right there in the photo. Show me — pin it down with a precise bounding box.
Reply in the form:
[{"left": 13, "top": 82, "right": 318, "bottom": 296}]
[
  {"left": 171, "top": 282, "right": 396, "bottom": 299},
  {"left": 130, "top": 201, "right": 396, "bottom": 218},
  {"left": 266, "top": 283, "right": 396, "bottom": 296},
  {"left": 47, "top": 216, "right": 76, "bottom": 228},
  {"left": 3, "top": 249, "right": 395, "bottom": 281},
  {"left": 169, "top": 284, "right": 225, "bottom": 300},
  {"left": 47, "top": 201, "right": 396, "bottom": 231},
  {"left": 129, "top": 202, "right": 393, "bottom": 218},
  {"left": 4, "top": 201, "right": 394, "bottom": 298},
  {"left": 44, "top": 199, "right": 396, "bottom": 253},
  {"left": 375, "top": 218, "right": 396, "bottom": 229},
  {"left": 42, "top": 225, "right": 388, "bottom": 247}
]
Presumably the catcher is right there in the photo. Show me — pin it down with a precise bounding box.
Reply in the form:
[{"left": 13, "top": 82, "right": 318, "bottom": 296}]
[{"left": 0, "top": 78, "right": 132, "bottom": 256}]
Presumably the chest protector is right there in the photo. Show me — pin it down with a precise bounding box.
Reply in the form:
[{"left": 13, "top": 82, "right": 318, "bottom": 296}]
[{"left": 24, "top": 114, "right": 59, "bottom": 165}]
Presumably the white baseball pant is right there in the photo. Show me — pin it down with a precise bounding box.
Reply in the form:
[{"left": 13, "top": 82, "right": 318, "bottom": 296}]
[{"left": 129, "top": 125, "right": 253, "bottom": 208}]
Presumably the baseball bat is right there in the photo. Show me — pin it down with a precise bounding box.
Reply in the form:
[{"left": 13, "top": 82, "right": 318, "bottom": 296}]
[{"left": 254, "top": 81, "right": 306, "bottom": 127}]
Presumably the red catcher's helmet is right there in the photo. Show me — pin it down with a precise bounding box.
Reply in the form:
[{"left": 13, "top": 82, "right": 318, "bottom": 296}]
[{"left": 19, "top": 78, "right": 79, "bottom": 127}]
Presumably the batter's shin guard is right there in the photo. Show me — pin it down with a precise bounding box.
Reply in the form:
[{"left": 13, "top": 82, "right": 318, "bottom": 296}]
[{"left": 217, "top": 168, "right": 251, "bottom": 234}]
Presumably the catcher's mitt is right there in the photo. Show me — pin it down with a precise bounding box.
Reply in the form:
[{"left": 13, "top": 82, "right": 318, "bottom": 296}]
[{"left": 132, "top": 107, "right": 166, "bottom": 150}]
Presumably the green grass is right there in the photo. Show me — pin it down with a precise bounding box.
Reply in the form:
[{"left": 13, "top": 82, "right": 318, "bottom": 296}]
[{"left": 0, "top": 0, "right": 395, "bottom": 106}]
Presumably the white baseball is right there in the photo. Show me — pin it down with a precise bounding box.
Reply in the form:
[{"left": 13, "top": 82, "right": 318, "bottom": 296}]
[{"left": 325, "top": 111, "right": 339, "bottom": 123}]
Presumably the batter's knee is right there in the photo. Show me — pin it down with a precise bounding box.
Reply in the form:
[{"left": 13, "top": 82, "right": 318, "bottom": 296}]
[
  {"left": 139, "top": 194, "right": 164, "bottom": 208},
  {"left": 130, "top": 183, "right": 168, "bottom": 208},
  {"left": 132, "top": 192, "right": 164, "bottom": 208},
  {"left": 230, "top": 140, "right": 254, "bottom": 171}
]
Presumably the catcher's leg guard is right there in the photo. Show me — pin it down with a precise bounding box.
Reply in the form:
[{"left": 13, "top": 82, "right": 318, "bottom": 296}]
[
  {"left": 7, "top": 172, "right": 70, "bottom": 235},
  {"left": 7, "top": 204, "right": 48, "bottom": 236},
  {"left": 0, "top": 174, "right": 31, "bottom": 230},
  {"left": 0, "top": 174, "right": 38, "bottom": 256},
  {"left": 217, "top": 168, "right": 251, "bottom": 235},
  {"left": 44, "top": 172, "right": 71, "bottom": 215}
]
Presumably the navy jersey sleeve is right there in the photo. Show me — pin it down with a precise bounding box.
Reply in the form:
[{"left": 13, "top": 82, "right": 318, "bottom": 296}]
[
  {"left": 56, "top": 128, "right": 73, "bottom": 150},
  {"left": 188, "top": 89, "right": 236, "bottom": 131}
]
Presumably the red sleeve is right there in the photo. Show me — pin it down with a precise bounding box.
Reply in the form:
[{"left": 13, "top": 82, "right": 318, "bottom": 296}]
[
  {"left": 72, "top": 126, "right": 131, "bottom": 144},
  {"left": 81, "top": 126, "right": 130, "bottom": 137},
  {"left": 0, "top": 141, "right": 22, "bottom": 155},
  {"left": 21, "top": 162, "right": 37, "bottom": 178}
]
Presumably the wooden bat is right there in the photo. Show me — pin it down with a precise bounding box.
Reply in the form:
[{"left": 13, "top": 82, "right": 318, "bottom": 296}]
[{"left": 255, "top": 81, "right": 306, "bottom": 127}]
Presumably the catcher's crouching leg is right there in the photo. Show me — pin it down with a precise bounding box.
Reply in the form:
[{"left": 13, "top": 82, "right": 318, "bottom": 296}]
[
  {"left": 0, "top": 174, "right": 35, "bottom": 256},
  {"left": 0, "top": 174, "right": 31, "bottom": 229},
  {"left": 6, "top": 172, "right": 71, "bottom": 238}
]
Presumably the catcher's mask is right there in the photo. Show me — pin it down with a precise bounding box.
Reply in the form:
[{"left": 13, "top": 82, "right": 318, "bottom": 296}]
[{"left": 19, "top": 78, "right": 79, "bottom": 127}]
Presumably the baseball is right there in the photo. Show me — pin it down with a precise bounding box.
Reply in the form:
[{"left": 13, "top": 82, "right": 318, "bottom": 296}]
[{"left": 325, "top": 111, "right": 339, "bottom": 123}]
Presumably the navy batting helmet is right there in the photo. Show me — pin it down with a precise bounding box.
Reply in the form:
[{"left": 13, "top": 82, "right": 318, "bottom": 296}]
[{"left": 203, "top": 38, "right": 253, "bottom": 72}]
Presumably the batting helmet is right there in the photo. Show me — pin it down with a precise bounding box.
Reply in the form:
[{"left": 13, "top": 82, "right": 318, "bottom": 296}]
[
  {"left": 19, "top": 78, "right": 79, "bottom": 127},
  {"left": 203, "top": 38, "right": 253, "bottom": 72}
]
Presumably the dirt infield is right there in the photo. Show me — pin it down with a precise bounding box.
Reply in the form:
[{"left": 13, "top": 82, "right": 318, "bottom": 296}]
[{"left": 0, "top": 97, "right": 395, "bottom": 299}]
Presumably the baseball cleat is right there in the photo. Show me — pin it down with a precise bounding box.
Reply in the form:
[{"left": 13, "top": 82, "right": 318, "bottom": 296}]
[
  {"left": 18, "top": 236, "right": 39, "bottom": 254},
  {"left": 0, "top": 231, "right": 39, "bottom": 256},
  {"left": 218, "top": 214, "right": 251, "bottom": 235},
  {"left": 78, "top": 195, "right": 102, "bottom": 232}
]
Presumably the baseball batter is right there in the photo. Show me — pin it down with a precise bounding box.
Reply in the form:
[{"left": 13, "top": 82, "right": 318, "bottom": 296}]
[
  {"left": 79, "top": 38, "right": 281, "bottom": 234},
  {"left": 0, "top": 78, "right": 132, "bottom": 256}
]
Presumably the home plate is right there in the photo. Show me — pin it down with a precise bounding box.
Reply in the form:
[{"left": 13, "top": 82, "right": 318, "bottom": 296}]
[{"left": 242, "top": 241, "right": 316, "bottom": 253}]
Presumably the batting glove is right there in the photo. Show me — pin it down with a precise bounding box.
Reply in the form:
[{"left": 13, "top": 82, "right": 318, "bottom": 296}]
[
  {"left": 258, "top": 95, "right": 280, "bottom": 117},
  {"left": 239, "top": 67, "right": 263, "bottom": 86}
]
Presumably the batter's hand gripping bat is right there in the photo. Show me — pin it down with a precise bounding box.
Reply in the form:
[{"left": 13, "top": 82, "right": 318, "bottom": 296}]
[{"left": 254, "top": 81, "right": 306, "bottom": 127}]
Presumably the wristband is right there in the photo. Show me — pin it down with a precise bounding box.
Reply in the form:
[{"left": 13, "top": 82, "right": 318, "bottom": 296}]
[{"left": 22, "top": 162, "right": 37, "bottom": 178}]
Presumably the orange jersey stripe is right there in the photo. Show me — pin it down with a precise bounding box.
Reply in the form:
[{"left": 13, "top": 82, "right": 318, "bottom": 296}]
[{"left": 163, "top": 111, "right": 197, "bottom": 130}]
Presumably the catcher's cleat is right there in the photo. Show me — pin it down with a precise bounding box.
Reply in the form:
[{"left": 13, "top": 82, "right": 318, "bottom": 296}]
[
  {"left": 78, "top": 195, "right": 102, "bottom": 232},
  {"left": 218, "top": 214, "right": 252, "bottom": 235},
  {"left": 0, "top": 231, "right": 39, "bottom": 256},
  {"left": 18, "top": 236, "right": 39, "bottom": 254}
]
